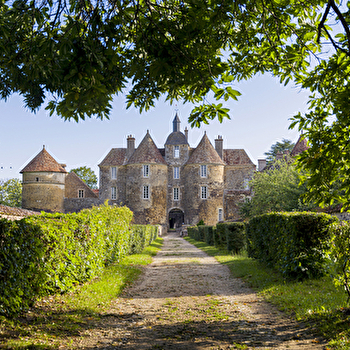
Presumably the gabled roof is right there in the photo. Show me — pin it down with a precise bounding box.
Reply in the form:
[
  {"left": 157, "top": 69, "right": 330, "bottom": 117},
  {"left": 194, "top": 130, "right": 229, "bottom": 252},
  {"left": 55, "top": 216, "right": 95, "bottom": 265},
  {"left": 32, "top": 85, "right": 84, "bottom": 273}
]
[
  {"left": 99, "top": 148, "right": 127, "bottom": 167},
  {"left": 65, "top": 171, "right": 98, "bottom": 198},
  {"left": 290, "top": 134, "right": 309, "bottom": 157},
  {"left": 20, "top": 146, "right": 67, "bottom": 173},
  {"left": 186, "top": 133, "right": 225, "bottom": 165},
  {"left": 223, "top": 149, "right": 255, "bottom": 166},
  {"left": 128, "top": 131, "right": 167, "bottom": 165}
]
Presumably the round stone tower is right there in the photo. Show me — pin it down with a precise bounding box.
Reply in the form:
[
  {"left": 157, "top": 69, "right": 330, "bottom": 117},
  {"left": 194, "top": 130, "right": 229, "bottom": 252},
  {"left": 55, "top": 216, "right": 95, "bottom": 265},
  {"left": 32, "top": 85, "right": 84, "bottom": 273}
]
[
  {"left": 125, "top": 131, "right": 168, "bottom": 226},
  {"left": 182, "top": 133, "right": 225, "bottom": 226},
  {"left": 20, "top": 146, "right": 67, "bottom": 212}
]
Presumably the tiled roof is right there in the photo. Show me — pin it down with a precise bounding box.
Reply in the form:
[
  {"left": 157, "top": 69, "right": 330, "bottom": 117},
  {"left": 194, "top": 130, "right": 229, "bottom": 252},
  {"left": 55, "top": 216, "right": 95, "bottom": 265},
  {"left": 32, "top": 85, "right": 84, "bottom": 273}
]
[
  {"left": 20, "top": 147, "right": 67, "bottom": 173},
  {"left": 290, "top": 135, "right": 309, "bottom": 157},
  {"left": 99, "top": 148, "right": 127, "bottom": 166},
  {"left": 128, "top": 132, "right": 167, "bottom": 165},
  {"left": 65, "top": 172, "right": 98, "bottom": 198},
  {"left": 223, "top": 149, "right": 254, "bottom": 166},
  {"left": 186, "top": 133, "right": 225, "bottom": 165}
]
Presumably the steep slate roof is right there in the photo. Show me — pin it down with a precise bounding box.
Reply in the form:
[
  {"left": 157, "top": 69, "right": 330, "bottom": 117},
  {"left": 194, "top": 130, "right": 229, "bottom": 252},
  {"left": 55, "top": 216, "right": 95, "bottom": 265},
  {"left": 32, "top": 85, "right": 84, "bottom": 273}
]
[
  {"left": 290, "top": 135, "right": 309, "bottom": 157},
  {"left": 20, "top": 146, "right": 67, "bottom": 173},
  {"left": 99, "top": 148, "right": 127, "bottom": 166},
  {"left": 186, "top": 133, "right": 225, "bottom": 165},
  {"left": 128, "top": 131, "right": 167, "bottom": 165},
  {"left": 164, "top": 131, "right": 188, "bottom": 145},
  {"left": 223, "top": 149, "right": 255, "bottom": 166}
]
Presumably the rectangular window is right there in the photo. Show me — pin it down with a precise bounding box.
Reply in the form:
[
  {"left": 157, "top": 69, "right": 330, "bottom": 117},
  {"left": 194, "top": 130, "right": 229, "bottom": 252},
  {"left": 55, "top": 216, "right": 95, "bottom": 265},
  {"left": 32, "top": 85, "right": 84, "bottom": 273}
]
[
  {"left": 111, "top": 166, "right": 117, "bottom": 179},
  {"left": 201, "top": 186, "right": 207, "bottom": 199},
  {"left": 218, "top": 208, "right": 223, "bottom": 222},
  {"left": 143, "top": 185, "right": 149, "bottom": 199},
  {"left": 200, "top": 165, "right": 207, "bottom": 178},
  {"left": 173, "top": 187, "right": 179, "bottom": 201},
  {"left": 78, "top": 189, "right": 84, "bottom": 198},
  {"left": 174, "top": 145, "right": 180, "bottom": 158},
  {"left": 111, "top": 187, "right": 117, "bottom": 200},
  {"left": 143, "top": 164, "right": 149, "bottom": 178},
  {"left": 173, "top": 166, "right": 180, "bottom": 179}
]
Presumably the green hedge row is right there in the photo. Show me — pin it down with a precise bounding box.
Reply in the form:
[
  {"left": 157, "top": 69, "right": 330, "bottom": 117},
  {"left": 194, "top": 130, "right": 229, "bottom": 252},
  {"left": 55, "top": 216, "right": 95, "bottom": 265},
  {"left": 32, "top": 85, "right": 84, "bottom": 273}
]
[
  {"left": 0, "top": 203, "right": 158, "bottom": 317},
  {"left": 129, "top": 225, "right": 158, "bottom": 254},
  {"left": 188, "top": 222, "right": 245, "bottom": 254},
  {"left": 246, "top": 212, "right": 338, "bottom": 279}
]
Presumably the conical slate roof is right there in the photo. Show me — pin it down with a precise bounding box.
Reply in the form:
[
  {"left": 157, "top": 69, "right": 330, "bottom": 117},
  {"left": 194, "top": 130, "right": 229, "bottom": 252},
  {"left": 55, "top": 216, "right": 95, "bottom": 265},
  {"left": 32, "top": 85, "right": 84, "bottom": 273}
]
[
  {"left": 128, "top": 131, "right": 166, "bottom": 165},
  {"left": 186, "top": 133, "right": 225, "bottom": 165},
  {"left": 99, "top": 148, "right": 127, "bottom": 166},
  {"left": 20, "top": 146, "right": 67, "bottom": 173}
]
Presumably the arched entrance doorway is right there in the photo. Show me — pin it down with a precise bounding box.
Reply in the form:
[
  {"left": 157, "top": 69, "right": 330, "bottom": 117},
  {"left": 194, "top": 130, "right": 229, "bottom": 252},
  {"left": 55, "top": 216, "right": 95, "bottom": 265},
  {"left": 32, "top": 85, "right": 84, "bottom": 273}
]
[{"left": 169, "top": 209, "right": 184, "bottom": 229}]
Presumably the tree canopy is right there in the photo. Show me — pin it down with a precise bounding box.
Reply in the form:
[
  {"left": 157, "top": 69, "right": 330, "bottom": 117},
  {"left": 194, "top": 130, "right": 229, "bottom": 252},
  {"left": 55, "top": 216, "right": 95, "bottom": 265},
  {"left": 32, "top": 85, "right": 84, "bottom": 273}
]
[
  {"left": 70, "top": 166, "right": 98, "bottom": 189},
  {"left": 240, "top": 160, "right": 310, "bottom": 219},
  {"left": 264, "top": 139, "right": 295, "bottom": 165},
  {"left": 2, "top": 0, "right": 350, "bottom": 206},
  {"left": 0, "top": 178, "right": 22, "bottom": 207}
]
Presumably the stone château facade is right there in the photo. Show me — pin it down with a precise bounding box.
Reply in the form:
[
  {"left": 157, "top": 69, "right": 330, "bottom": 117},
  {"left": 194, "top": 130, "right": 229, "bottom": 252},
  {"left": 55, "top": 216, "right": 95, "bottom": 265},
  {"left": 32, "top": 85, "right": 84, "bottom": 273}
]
[
  {"left": 98, "top": 115, "right": 255, "bottom": 228},
  {"left": 21, "top": 115, "right": 256, "bottom": 228}
]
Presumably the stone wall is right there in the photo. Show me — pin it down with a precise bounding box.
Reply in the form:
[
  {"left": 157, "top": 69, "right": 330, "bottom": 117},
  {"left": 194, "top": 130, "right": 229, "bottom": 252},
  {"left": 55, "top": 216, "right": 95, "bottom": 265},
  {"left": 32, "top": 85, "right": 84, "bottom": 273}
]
[
  {"left": 126, "top": 163, "right": 167, "bottom": 225},
  {"left": 64, "top": 198, "right": 102, "bottom": 213}
]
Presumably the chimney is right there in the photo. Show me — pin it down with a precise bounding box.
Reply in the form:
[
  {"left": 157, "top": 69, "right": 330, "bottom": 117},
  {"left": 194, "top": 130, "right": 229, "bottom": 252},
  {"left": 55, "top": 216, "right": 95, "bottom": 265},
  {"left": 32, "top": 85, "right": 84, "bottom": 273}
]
[
  {"left": 126, "top": 135, "right": 135, "bottom": 159},
  {"left": 276, "top": 152, "right": 283, "bottom": 161},
  {"left": 258, "top": 159, "right": 267, "bottom": 171},
  {"left": 215, "top": 135, "right": 223, "bottom": 159},
  {"left": 184, "top": 127, "right": 188, "bottom": 141}
]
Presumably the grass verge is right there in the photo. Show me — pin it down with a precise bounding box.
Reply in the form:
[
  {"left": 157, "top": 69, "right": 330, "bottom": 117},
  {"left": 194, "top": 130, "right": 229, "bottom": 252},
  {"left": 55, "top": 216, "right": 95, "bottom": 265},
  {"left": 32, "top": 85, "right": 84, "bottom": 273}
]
[
  {"left": 0, "top": 237, "right": 163, "bottom": 349},
  {"left": 185, "top": 237, "right": 350, "bottom": 350}
]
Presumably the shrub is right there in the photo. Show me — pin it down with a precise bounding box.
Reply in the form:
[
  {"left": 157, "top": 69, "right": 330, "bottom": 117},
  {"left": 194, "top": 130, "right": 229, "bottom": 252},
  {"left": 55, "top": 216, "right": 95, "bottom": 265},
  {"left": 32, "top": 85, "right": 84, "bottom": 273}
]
[
  {"left": 246, "top": 212, "right": 338, "bottom": 279},
  {"left": 0, "top": 219, "right": 44, "bottom": 317},
  {"left": 198, "top": 225, "right": 206, "bottom": 242},
  {"left": 0, "top": 203, "right": 134, "bottom": 317},
  {"left": 129, "top": 225, "right": 158, "bottom": 254},
  {"left": 204, "top": 226, "right": 215, "bottom": 245},
  {"left": 215, "top": 223, "right": 227, "bottom": 248},
  {"left": 187, "top": 226, "right": 198, "bottom": 240},
  {"left": 226, "top": 222, "right": 246, "bottom": 254}
]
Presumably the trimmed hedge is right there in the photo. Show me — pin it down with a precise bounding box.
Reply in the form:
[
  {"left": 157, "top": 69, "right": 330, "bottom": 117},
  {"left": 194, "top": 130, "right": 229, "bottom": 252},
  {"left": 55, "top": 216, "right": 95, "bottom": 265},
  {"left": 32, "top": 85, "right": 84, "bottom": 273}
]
[
  {"left": 226, "top": 222, "right": 245, "bottom": 254},
  {"left": 188, "top": 222, "right": 245, "bottom": 254},
  {"left": 129, "top": 225, "right": 158, "bottom": 254},
  {"left": 0, "top": 203, "right": 158, "bottom": 317},
  {"left": 246, "top": 212, "right": 338, "bottom": 279}
]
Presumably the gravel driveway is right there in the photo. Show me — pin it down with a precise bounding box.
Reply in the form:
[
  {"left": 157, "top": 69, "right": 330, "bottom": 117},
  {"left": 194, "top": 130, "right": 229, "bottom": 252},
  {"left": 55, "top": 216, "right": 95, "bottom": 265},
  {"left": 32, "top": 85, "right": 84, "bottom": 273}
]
[{"left": 75, "top": 232, "right": 328, "bottom": 349}]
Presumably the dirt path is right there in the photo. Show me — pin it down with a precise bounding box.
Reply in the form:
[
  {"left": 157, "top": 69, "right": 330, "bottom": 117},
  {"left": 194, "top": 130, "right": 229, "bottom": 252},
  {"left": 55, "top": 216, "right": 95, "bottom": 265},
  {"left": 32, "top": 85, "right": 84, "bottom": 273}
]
[{"left": 75, "top": 232, "right": 328, "bottom": 349}]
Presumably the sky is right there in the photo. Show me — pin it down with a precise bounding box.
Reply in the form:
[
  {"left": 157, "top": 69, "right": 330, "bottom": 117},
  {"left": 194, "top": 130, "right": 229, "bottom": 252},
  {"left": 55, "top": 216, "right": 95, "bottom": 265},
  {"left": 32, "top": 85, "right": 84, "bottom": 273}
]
[{"left": 0, "top": 73, "right": 310, "bottom": 182}]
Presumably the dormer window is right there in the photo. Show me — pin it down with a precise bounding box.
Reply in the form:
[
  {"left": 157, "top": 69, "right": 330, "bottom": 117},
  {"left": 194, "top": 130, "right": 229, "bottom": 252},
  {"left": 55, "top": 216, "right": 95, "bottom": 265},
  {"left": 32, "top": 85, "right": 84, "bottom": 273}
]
[
  {"left": 143, "top": 164, "right": 149, "bottom": 178},
  {"left": 200, "top": 165, "right": 207, "bottom": 178},
  {"left": 174, "top": 145, "right": 180, "bottom": 158}
]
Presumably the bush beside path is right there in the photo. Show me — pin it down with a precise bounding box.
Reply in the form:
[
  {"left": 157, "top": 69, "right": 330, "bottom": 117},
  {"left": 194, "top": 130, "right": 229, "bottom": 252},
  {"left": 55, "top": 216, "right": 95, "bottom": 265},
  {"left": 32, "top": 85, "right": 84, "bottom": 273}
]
[{"left": 73, "top": 232, "right": 326, "bottom": 350}]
